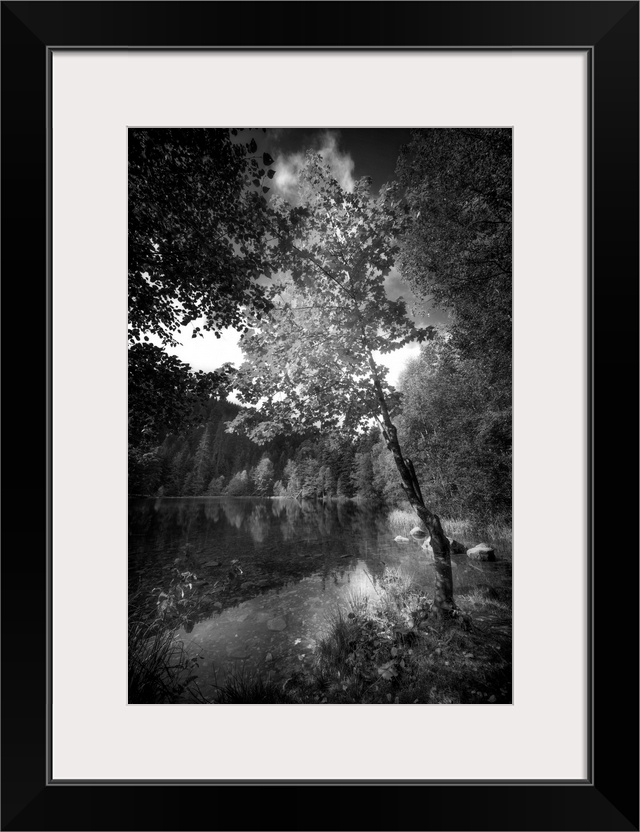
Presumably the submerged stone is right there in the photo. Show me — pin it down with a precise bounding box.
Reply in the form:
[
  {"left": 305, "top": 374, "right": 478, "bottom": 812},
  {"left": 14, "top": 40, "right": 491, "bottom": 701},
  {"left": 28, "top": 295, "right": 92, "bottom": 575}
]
[
  {"left": 267, "top": 617, "right": 287, "bottom": 631},
  {"left": 394, "top": 535, "right": 410, "bottom": 543},
  {"left": 467, "top": 544, "right": 496, "bottom": 562}
]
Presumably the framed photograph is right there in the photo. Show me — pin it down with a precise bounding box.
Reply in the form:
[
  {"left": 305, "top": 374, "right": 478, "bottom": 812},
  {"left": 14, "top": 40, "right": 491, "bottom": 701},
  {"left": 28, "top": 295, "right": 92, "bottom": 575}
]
[{"left": 2, "top": 2, "right": 637, "bottom": 830}]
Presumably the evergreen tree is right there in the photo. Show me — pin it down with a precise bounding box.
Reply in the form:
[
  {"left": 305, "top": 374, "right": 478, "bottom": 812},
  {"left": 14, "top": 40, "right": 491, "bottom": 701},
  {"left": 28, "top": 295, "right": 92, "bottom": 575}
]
[
  {"left": 210, "top": 419, "right": 227, "bottom": 478},
  {"left": 166, "top": 445, "right": 191, "bottom": 496},
  {"left": 352, "top": 451, "right": 377, "bottom": 502},
  {"left": 283, "top": 460, "right": 301, "bottom": 497},
  {"left": 335, "top": 441, "right": 355, "bottom": 499},
  {"left": 317, "top": 465, "right": 334, "bottom": 499},
  {"left": 190, "top": 421, "right": 215, "bottom": 495}
]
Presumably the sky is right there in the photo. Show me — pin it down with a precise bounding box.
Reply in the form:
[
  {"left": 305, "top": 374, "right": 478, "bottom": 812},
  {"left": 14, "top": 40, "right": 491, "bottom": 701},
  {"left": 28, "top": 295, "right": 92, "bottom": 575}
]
[{"left": 161, "top": 128, "right": 449, "bottom": 387}]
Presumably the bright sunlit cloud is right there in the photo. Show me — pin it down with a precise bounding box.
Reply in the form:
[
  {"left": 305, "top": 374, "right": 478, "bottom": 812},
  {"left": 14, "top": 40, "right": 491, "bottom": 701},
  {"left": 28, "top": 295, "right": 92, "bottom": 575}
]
[
  {"left": 148, "top": 319, "right": 243, "bottom": 372},
  {"left": 272, "top": 130, "right": 356, "bottom": 202},
  {"left": 374, "top": 344, "right": 421, "bottom": 388}
]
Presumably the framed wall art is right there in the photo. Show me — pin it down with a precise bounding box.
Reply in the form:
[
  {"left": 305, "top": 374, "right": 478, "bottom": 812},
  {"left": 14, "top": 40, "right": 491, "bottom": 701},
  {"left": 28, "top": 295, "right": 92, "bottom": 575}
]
[{"left": 2, "top": 2, "right": 638, "bottom": 830}]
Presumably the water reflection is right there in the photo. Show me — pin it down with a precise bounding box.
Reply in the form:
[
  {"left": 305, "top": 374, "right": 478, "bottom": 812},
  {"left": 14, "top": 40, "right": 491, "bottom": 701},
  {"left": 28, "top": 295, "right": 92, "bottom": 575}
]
[
  {"left": 129, "top": 497, "right": 511, "bottom": 689},
  {"left": 246, "top": 503, "right": 269, "bottom": 543},
  {"left": 174, "top": 559, "right": 382, "bottom": 694}
]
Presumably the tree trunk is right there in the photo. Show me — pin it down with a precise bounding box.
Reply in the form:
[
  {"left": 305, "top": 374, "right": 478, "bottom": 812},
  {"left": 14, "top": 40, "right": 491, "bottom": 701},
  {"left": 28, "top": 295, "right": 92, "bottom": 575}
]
[
  {"left": 363, "top": 336, "right": 457, "bottom": 615},
  {"left": 386, "top": 429, "right": 455, "bottom": 615},
  {"left": 369, "top": 375, "right": 456, "bottom": 614}
]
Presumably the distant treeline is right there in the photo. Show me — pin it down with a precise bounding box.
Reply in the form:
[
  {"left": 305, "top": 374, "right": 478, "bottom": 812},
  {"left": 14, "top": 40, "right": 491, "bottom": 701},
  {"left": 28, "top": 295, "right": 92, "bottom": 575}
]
[
  {"left": 129, "top": 397, "right": 391, "bottom": 501},
  {"left": 129, "top": 335, "right": 511, "bottom": 521}
]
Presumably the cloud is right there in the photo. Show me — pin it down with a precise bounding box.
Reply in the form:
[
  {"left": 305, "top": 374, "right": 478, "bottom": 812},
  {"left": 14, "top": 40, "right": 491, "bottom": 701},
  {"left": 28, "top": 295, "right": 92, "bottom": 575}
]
[
  {"left": 373, "top": 344, "right": 421, "bottom": 388},
  {"left": 151, "top": 320, "right": 244, "bottom": 373},
  {"left": 272, "top": 130, "right": 356, "bottom": 202}
]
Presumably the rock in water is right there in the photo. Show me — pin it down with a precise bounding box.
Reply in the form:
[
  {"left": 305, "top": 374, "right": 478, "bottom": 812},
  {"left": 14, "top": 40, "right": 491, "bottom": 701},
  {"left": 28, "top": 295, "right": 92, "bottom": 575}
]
[
  {"left": 267, "top": 617, "right": 287, "bottom": 631},
  {"left": 394, "top": 535, "right": 410, "bottom": 543},
  {"left": 448, "top": 538, "right": 467, "bottom": 554},
  {"left": 409, "top": 526, "right": 428, "bottom": 539},
  {"left": 467, "top": 544, "right": 496, "bottom": 561}
]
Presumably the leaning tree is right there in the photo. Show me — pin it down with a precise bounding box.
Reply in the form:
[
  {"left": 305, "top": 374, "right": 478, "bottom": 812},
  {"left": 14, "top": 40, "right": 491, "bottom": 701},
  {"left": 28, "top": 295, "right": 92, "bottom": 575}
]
[{"left": 228, "top": 153, "right": 461, "bottom": 617}]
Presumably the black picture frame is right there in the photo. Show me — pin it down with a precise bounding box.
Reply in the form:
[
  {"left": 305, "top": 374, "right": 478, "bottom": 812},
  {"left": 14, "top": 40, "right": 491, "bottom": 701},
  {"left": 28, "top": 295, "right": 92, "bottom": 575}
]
[{"left": 2, "top": 2, "right": 638, "bottom": 830}]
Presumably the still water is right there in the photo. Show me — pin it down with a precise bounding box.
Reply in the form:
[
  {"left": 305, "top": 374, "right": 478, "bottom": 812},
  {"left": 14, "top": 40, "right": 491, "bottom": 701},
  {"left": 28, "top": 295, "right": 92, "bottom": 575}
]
[{"left": 129, "top": 497, "right": 510, "bottom": 694}]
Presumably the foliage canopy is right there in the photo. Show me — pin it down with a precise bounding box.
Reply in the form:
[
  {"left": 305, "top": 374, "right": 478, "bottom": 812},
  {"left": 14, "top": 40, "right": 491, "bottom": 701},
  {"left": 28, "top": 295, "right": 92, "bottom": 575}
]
[
  {"left": 128, "top": 343, "right": 233, "bottom": 447},
  {"left": 128, "top": 128, "right": 276, "bottom": 346},
  {"left": 128, "top": 128, "right": 277, "bottom": 445},
  {"left": 229, "top": 153, "right": 432, "bottom": 441}
]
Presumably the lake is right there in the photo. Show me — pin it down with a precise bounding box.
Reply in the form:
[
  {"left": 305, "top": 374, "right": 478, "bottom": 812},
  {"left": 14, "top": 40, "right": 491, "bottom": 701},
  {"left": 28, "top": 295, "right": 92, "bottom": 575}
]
[{"left": 129, "top": 496, "right": 511, "bottom": 696}]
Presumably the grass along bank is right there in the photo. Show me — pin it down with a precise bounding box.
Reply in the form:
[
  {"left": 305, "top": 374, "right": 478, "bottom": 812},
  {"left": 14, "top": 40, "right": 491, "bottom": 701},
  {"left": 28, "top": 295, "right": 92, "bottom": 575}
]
[
  {"left": 130, "top": 564, "right": 512, "bottom": 705},
  {"left": 128, "top": 619, "right": 205, "bottom": 703},
  {"left": 210, "top": 567, "right": 511, "bottom": 704}
]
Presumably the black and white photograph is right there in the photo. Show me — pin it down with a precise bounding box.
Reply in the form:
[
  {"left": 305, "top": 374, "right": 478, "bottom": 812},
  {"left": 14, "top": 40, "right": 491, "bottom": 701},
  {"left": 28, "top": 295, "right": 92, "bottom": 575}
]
[{"left": 128, "top": 127, "right": 512, "bottom": 705}]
